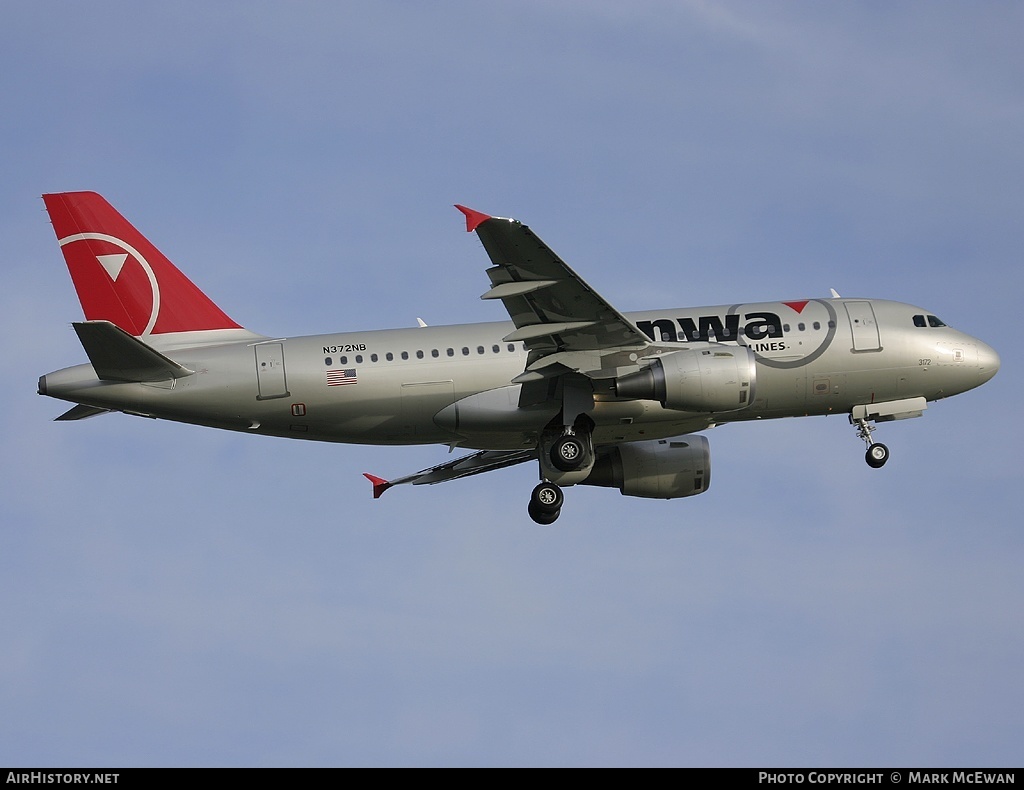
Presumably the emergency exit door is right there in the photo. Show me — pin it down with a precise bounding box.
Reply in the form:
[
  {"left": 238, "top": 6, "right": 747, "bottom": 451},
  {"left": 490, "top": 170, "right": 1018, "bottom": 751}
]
[
  {"left": 845, "top": 302, "right": 881, "bottom": 352},
  {"left": 255, "top": 342, "right": 290, "bottom": 400}
]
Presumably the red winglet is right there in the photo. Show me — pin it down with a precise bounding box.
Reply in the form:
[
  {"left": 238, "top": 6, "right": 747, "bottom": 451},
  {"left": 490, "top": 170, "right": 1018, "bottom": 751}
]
[
  {"left": 454, "top": 204, "right": 491, "bottom": 233},
  {"left": 363, "top": 473, "right": 392, "bottom": 499}
]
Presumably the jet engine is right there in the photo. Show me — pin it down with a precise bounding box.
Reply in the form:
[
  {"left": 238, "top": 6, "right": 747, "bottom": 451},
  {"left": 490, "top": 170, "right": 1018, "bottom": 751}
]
[
  {"left": 580, "top": 437, "right": 710, "bottom": 499},
  {"left": 615, "top": 345, "right": 756, "bottom": 412}
]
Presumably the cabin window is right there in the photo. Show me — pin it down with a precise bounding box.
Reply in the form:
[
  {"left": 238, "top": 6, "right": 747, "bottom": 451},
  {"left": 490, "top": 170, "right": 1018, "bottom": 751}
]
[
  {"left": 492, "top": 345, "right": 500, "bottom": 353},
  {"left": 355, "top": 355, "right": 363, "bottom": 364},
  {"left": 431, "top": 349, "right": 439, "bottom": 358},
  {"left": 324, "top": 357, "right": 332, "bottom": 366},
  {"left": 812, "top": 322, "right": 820, "bottom": 331},
  {"left": 477, "top": 346, "right": 485, "bottom": 354},
  {"left": 446, "top": 348, "right": 454, "bottom": 357},
  {"left": 370, "top": 353, "right": 378, "bottom": 362},
  {"left": 507, "top": 344, "right": 515, "bottom": 352},
  {"left": 416, "top": 350, "right": 424, "bottom": 359},
  {"left": 401, "top": 351, "right": 409, "bottom": 360},
  {"left": 783, "top": 324, "right": 790, "bottom": 332},
  {"left": 385, "top": 352, "right": 393, "bottom": 361},
  {"left": 797, "top": 323, "right": 805, "bottom": 331},
  {"left": 462, "top": 347, "right": 470, "bottom": 356}
]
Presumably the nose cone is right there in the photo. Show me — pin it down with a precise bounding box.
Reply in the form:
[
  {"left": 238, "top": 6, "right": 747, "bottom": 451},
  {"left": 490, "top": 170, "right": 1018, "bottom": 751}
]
[{"left": 977, "top": 341, "right": 1000, "bottom": 384}]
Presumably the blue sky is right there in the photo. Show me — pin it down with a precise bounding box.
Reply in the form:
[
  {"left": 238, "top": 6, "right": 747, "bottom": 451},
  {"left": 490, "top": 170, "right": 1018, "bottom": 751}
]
[{"left": 1, "top": 1, "right": 1021, "bottom": 766}]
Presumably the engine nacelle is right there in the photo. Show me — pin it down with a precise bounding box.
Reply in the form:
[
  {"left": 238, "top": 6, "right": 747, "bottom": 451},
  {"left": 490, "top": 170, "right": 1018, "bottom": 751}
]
[
  {"left": 580, "top": 437, "right": 711, "bottom": 499},
  {"left": 615, "top": 345, "right": 756, "bottom": 413}
]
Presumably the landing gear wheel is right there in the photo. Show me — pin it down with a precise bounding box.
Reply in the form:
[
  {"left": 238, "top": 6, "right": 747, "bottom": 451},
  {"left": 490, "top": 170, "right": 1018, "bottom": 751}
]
[
  {"left": 551, "top": 435, "right": 586, "bottom": 472},
  {"left": 530, "top": 482, "right": 563, "bottom": 514},
  {"left": 528, "top": 502, "right": 560, "bottom": 525},
  {"left": 529, "top": 482, "right": 563, "bottom": 524},
  {"left": 865, "top": 442, "right": 890, "bottom": 469}
]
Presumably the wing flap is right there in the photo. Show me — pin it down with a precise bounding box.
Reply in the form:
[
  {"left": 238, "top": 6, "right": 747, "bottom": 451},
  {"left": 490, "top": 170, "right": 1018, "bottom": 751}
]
[
  {"left": 502, "top": 321, "right": 597, "bottom": 343},
  {"left": 481, "top": 280, "right": 559, "bottom": 300},
  {"left": 464, "top": 210, "right": 651, "bottom": 354}
]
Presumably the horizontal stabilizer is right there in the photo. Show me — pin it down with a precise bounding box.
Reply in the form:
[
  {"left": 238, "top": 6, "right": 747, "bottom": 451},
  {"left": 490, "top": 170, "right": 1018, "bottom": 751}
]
[
  {"left": 55, "top": 404, "right": 112, "bottom": 421},
  {"left": 73, "top": 320, "right": 194, "bottom": 382}
]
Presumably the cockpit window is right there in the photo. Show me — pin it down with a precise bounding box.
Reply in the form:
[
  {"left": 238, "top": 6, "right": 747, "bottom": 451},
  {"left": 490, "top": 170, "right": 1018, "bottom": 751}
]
[
  {"left": 913, "top": 315, "right": 927, "bottom": 327},
  {"left": 927, "top": 315, "right": 946, "bottom": 327}
]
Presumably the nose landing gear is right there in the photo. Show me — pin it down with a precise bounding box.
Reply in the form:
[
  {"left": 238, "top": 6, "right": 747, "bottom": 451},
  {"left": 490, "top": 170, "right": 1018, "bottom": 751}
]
[
  {"left": 852, "top": 415, "right": 889, "bottom": 469},
  {"left": 865, "top": 440, "right": 890, "bottom": 469},
  {"left": 848, "top": 398, "right": 926, "bottom": 468}
]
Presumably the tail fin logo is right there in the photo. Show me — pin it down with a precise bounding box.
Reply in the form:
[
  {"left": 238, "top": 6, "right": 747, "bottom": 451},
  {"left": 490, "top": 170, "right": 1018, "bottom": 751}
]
[
  {"left": 44, "top": 191, "right": 242, "bottom": 336},
  {"left": 96, "top": 254, "right": 129, "bottom": 280},
  {"left": 59, "top": 232, "right": 161, "bottom": 336}
]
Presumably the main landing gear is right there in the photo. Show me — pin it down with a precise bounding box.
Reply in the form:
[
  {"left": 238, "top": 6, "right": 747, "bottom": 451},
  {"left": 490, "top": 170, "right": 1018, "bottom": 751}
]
[
  {"left": 528, "top": 425, "right": 594, "bottom": 524},
  {"left": 551, "top": 433, "right": 586, "bottom": 472},
  {"left": 529, "top": 481, "right": 563, "bottom": 525},
  {"left": 852, "top": 415, "right": 890, "bottom": 469}
]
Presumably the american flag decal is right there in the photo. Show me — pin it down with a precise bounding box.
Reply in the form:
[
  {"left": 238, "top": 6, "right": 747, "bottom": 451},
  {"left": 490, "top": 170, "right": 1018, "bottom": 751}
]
[{"left": 326, "top": 368, "right": 358, "bottom": 386}]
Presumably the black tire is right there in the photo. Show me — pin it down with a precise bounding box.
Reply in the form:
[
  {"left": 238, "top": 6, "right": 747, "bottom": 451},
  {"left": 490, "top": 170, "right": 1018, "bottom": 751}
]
[
  {"left": 531, "top": 482, "right": 563, "bottom": 514},
  {"left": 528, "top": 502, "right": 560, "bottom": 525},
  {"left": 550, "top": 435, "right": 586, "bottom": 471},
  {"left": 865, "top": 442, "right": 890, "bottom": 468}
]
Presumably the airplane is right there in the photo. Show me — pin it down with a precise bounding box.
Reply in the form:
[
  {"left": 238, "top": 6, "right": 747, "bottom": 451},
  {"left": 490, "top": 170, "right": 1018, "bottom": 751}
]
[{"left": 37, "top": 192, "right": 1000, "bottom": 524}]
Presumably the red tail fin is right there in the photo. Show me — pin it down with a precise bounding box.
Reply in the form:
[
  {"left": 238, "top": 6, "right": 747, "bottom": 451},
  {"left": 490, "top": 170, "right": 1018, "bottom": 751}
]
[{"left": 43, "top": 192, "right": 241, "bottom": 337}]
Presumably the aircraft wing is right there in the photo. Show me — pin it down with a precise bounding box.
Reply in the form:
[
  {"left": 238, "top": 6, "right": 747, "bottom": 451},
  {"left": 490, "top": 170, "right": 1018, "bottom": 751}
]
[
  {"left": 364, "top": 448, "right": 535, "bottom": 498},
  {"left": 457, "top": 206, "right": 651, "bottom": 356}
]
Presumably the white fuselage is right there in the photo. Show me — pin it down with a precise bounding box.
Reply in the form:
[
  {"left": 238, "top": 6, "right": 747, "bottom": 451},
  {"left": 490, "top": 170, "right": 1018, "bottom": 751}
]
[{"left": 40, "top": 297, "right": 999, "bottom": 451}]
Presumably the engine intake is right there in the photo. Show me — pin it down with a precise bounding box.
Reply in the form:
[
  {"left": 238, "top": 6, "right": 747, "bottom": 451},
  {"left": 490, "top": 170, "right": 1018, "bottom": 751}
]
[{"left": 615, "top": 345, "right": 756, "bottom": 412}]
